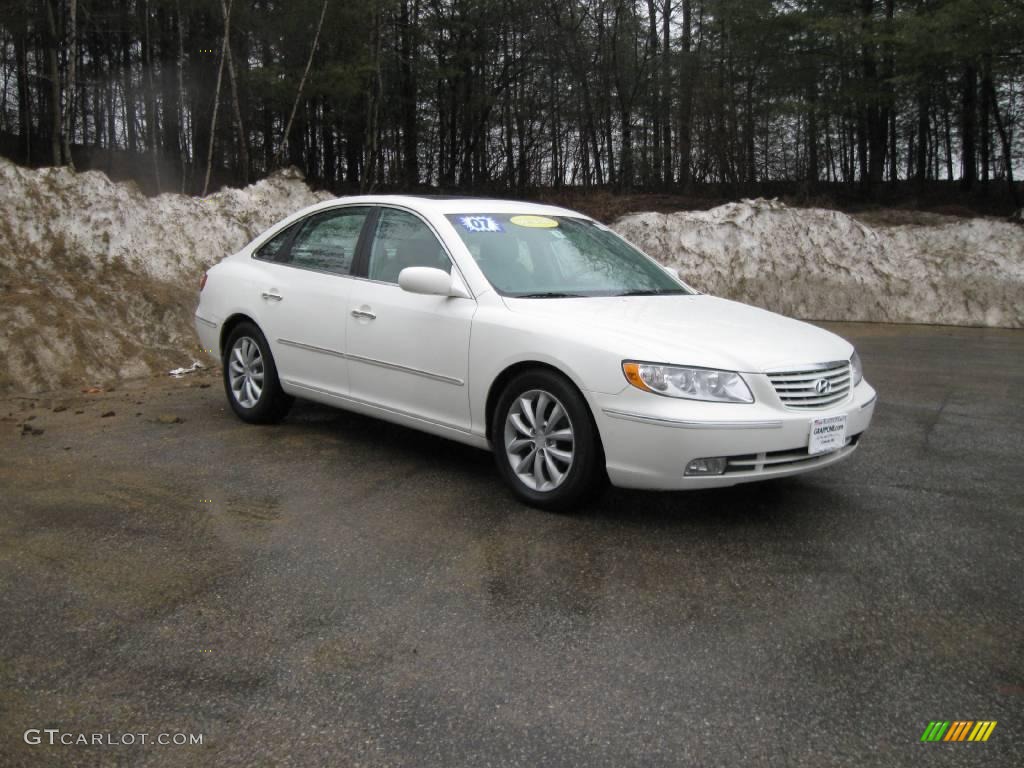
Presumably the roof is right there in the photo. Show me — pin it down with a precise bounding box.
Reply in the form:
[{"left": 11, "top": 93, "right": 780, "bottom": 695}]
[{"left": 318, "top": 194, "right": 587, "bottom": 218}]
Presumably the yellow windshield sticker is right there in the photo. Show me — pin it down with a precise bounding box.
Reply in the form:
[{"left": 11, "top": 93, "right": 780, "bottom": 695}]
[{"left": 509, "top": 215, "right": 559, "bottom": 228}]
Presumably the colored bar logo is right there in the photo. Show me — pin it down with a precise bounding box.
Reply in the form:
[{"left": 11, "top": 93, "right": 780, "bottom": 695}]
[{"left": 920, "top": 721, "right": 997, "bottom": 742}]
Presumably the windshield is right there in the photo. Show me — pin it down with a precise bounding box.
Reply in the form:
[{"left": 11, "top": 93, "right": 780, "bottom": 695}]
[{"left": 445, "top": 214, "right": 691, "bottom": 298}]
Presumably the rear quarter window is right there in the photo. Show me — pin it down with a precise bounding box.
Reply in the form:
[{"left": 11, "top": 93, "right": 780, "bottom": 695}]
[{"left": 254, "top": 223, "right": 298, "bottom": 262}]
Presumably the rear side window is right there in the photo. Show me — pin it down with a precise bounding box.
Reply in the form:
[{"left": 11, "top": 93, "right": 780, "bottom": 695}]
[{"left": 287, "top": 207, "right": 370, "bottom": 275}]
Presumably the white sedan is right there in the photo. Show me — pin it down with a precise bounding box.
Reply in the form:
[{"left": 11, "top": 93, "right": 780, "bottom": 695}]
[{"left": 195, "top": 196, "right": 876, "bottom": 509}]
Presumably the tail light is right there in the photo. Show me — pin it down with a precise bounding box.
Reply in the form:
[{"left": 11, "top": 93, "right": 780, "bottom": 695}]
[{"left": 199, "top": 272, "right": 208, "bottom": 292}]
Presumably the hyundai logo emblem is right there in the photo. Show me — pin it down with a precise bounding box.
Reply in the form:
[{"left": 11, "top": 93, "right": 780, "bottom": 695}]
[{"left": 814, "top": 378, "right": 832, "bottom": 395}]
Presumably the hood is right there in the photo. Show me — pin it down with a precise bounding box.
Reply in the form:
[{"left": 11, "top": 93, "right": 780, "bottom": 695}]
[{"left": 502, "top": 294, "right": 853, "bottom": 372}]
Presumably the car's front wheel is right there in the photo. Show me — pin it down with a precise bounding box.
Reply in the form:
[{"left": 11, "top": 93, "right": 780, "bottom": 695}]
[
  {"left": 492, "top": 369, "right": 605, "bottom": 510},
  {"left": 222, "top": 322, "right": 293, "bottom": 424}
]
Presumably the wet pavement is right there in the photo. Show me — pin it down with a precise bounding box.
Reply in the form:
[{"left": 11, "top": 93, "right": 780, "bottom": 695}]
[{"left": 1, "top": 322, "right": 1021, "bottom": 767}]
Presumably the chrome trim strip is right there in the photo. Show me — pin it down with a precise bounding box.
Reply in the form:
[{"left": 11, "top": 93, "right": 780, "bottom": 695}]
[
  {"left": 194, "top": 314, "right": 218, "bottom": 329},
  {"left": 276, "top": 339, "right": 464, "bottom": 386},
  {"left": 277, "top": 338, "right": 346, "bottom": 359},
  {"left": 724, "top": 443, "right": 858, "bottom": 474},
  {"left": 602, "top": 408, "right": 783, "bottom": 430},
  {"left": 860, "top": 394, "right": 878, "bottom": 410},
  {"left": 346, "top": 353, "right": 465, "bottom": 386},
  {"left": 282, "top": 379, "right": 472, "bottom": 434},
  {"left": 765, "top": 360, "right": 850, "bottom": 374}
]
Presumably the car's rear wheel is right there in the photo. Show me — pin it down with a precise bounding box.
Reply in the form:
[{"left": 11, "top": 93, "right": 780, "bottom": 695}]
[
  {"left": 492, "top": 369, "right": 605, "bottom": 510},
  {"left": 223, "top": 322, "right": 292, "bottom": 424}
]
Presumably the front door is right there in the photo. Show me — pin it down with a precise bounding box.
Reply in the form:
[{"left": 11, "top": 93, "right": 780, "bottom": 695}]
[{"left": 345, "top": 207, "right": 476, "bottom": 432}]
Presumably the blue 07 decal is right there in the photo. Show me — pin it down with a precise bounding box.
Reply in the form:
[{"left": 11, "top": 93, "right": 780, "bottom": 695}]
[{"left": 458, "top": 216, "right": 503, "bottom": 233}]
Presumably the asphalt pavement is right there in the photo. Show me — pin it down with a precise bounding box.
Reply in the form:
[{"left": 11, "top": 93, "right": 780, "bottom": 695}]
[{"left": 1, "top": 322, "right": 1021, "bottom": 767}]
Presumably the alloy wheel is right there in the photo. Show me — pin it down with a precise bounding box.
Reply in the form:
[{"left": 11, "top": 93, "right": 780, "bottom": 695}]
[
  {"left": 503, "top": 389, "right": 575, "bottom": 492},
  {"left": 228, "top": 336, "right": 265, "bottom": 408}
]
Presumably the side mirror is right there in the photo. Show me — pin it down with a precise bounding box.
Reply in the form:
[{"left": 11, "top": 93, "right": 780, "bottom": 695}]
[
  {"left": 662, "top": 264, "right": 681, "bottom": 280},
  {"left": 398, "top": 267, "right": 470, "bottom": 298}
]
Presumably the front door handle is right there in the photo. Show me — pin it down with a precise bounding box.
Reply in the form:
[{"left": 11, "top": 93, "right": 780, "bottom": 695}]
[
  {"left": 261, "top": 291, "right": 283, "bottom": 302},
  {"left": 350, "top": 308, "right": 376, "bottom": 320}
]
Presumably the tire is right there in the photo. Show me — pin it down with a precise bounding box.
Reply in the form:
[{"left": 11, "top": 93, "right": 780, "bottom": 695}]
[
  {"left": 222, "top": 321, "right": 293, "bottom": 424},
  {"left": 491, "top": 368, "right": 606, "bottom": 511}
]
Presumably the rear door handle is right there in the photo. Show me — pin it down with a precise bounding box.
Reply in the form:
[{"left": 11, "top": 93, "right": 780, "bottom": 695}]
[
  {"left": 261, "top": 291, "right": 283, "bottom": 302},
  {"left": 350, "top": 309, "right": 376, "bottom": 320}
]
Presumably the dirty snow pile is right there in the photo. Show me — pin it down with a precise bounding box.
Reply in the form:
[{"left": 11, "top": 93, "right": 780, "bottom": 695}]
[
  {"left": 2, "top": 161, "right": 1020, "bottom": 397},
  {"left": 614, "top": 200, "right": 1023, "bottom": 329},
  {"left": 0, "top": 158, "right": 332, "bottom": 394}
]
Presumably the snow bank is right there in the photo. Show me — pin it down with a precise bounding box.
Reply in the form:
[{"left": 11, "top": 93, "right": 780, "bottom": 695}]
[
  {"left": 613, "top": 199, "right": 1024, "bottom": 329},
  {"left": 0, "top": 158, "right": 332, "bottom": 394},
  {"left": 2, "top": 161, "right": 1019, "bottom": 396}
]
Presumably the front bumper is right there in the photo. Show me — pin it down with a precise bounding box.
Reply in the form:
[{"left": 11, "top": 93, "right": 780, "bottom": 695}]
[{"left": 590, "top": 378, "right": 877, "bottom": 490}]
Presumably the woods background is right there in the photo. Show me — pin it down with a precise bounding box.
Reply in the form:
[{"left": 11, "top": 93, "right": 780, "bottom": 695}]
[{"left": 0, "top": 0, "right": 1021, "bottom": 213}]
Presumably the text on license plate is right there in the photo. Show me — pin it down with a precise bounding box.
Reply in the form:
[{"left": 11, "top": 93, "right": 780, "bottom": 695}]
[{"left": 808, "top": 414, "right": 847, "bottom": 455}]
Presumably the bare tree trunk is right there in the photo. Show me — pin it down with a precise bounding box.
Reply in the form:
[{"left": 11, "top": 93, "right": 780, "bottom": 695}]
[
  {"left": 660, "top": 0, "right": 671, "bottom": 185},
  {"left": 888, "top": 108, "right": 897, "bottom": 183},
  {"left": 175, "top": 0, "right": 187, "bottom": 192},
  {"left": 399, "top": 0, "right": 419, "bottom": 187},
  {"left": 321, "top": 104, "right": 336, "bottom": 186},
  {"left": 915, "top": 85, "right": 928, "bottom": 184},
  {"left": 14, "top": 25, "right": 32, "bottom": 162},
  {"left": 274, "top": 0, "right": 329, "bottom": 168},
  {"left": 645, "top": 0, "right": 660, "bottom": 185},
  {"left": 806, "top": 81, "right": 819, "bottom": 185},
  {"left": 678, "top": 0, "right": 693, "bottom": 189},
  {"left": 929, "top": 102, "right": 939, "bottom": 179},
  {"left": 203, "top": 0, "right": 232, "bottom": 196},
  {"left": 979, "top": 54, "right": 992, "bottom": 190},
  {"left": 220, "top": 0, "right": 249, "bottom": 184},
  {"left": 120, "top": 0, "right": 137, "bottom": 153},
  {"left": 363, "top": 8, "right": 383, "bottom": 192},
  {"left": 987, "top": 79, "right": 1019, "bottom": 208},
  {"left": 825, "top": 118, "right": 837, "bottom": 182},
  {"left": 942, "top": 95, "right": 953, "bottom": 181},
  {"left": 144, "top": 0, "right": 161, "bottom": 192},
  {"left": 960, "top": 62, "right": 977, "bottom": 191},
  {"left": 62, "top": 0, "right": 77, "bottom": 169},
  {"left": 44, "top": 0, "right": 62, "bottom": 165},
  {"left": 883, "top": 0, "right": 895, "bottom": 185}
]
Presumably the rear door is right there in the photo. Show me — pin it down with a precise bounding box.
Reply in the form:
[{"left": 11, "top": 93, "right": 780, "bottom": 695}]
[
  {"left": 345, "top": 207, "right": 476, "bottom": 432},
  {"left": 252, "top": 206, "right": 372, "bottom": 395}
]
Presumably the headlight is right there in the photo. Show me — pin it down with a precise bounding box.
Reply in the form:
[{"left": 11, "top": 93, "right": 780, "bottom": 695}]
[
  {"left": 622, "top": 361, "right": 754, "bottom": 403},
  {"left": 850, "top": 351, "right": 863, "bottom": 387}
]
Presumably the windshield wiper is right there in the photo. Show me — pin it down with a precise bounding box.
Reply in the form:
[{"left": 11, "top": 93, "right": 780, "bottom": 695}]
[
  {"left": 511, "top": 292, "right": 587, "bottom": 299},
  {"left": 610, "top": 289, "right": 685, "bottom": 297}
]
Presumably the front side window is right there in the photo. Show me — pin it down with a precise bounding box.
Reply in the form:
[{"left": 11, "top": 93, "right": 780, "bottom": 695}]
[
  {"left": 286, "top": 207, "right": 370, "bottom": 275},
  {"left": 445, "top": 214, "right": 690, "bottom": 297},
  {"left": 367, "top": 209, "right": 452, "bottom": 283}
]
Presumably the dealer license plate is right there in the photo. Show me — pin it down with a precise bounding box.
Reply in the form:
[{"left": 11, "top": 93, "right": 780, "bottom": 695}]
[{"left": 808, "top": 414, "right": 847, "bottom": 455}]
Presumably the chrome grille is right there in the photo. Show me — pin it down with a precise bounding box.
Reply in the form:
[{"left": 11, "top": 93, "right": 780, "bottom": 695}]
[{"left": 767, "top": 361, "right": 852, "bottom": 409}]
